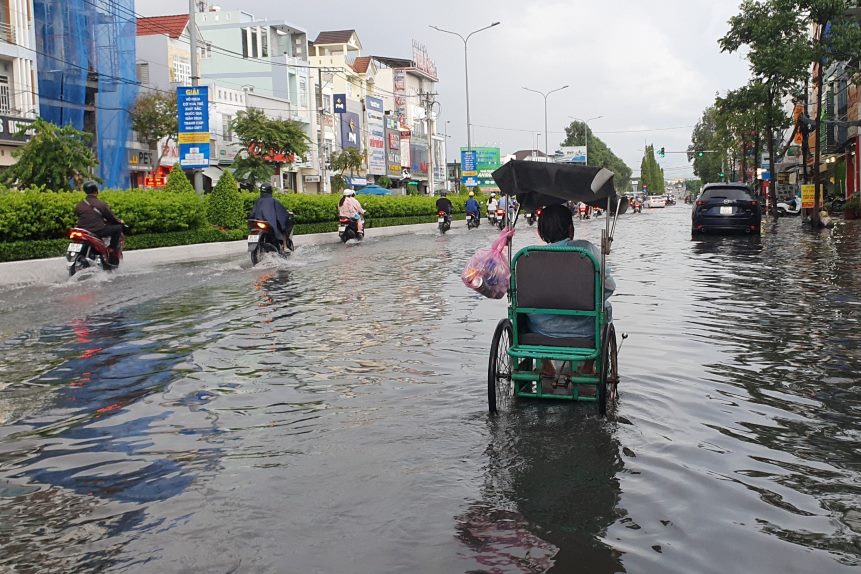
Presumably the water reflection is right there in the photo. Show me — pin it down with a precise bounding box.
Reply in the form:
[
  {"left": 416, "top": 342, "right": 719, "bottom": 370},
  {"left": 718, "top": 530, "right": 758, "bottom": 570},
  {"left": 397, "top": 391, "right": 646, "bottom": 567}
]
[{"left": 458, "top": 405, "right": 625, "bottom": 573}]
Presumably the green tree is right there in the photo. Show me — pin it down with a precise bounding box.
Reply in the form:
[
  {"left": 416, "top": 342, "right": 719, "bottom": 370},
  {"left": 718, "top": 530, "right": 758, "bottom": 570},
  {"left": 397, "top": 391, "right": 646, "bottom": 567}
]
[
  {"left": 715, "top": 82, "right": 769, "bottom": 183},
  {"left": 688, "top": 106, "right": 728, "bottom": 184},
  {"left": 230, "top": 108, "right": 311, "bottom": 187},
  {"left": 561, "top": 121, "right": 632, "bottom": 193},
  {"left": 206, "top": 169, "right": 243, "bottom": 229},
  {"left": 331, "top": 148, "right": 365, "bottom": 177},
  {"left": 0, "top": 118, "right": 99, "bottom": 190},
  {"left": 720, "top": 0, "right": 809, "bottom": 213},
  {"left": 130, "top": 91, "right": 178, "bottom": 168},
  {"left": 164, "top": 162, "right": 195, "bottom": 193},
  {"left": 376, "top": 175, "right": 392, "bottom": 188}
]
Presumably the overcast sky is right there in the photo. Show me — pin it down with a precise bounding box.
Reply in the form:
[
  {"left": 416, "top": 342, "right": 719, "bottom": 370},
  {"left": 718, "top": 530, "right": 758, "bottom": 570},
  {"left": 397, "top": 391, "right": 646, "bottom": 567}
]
[{"left": 137, "top": 0, "right": 751, "bottom": 179}]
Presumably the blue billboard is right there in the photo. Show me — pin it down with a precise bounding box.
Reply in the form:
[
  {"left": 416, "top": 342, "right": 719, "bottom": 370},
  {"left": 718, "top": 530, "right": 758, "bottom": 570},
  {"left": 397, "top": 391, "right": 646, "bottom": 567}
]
[
  {"left": 177, "top": 86, "right": 210, "bottom": 169},
  {"left": 340, "top": 111, "right": 362, "bottom": 150}
]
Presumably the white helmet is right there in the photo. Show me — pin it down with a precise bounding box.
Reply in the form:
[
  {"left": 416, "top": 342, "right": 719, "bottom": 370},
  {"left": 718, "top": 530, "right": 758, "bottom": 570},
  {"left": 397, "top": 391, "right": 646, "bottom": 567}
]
[
  {"left": 490, "top": 193, "right": 496, "bottom": 198},
  {"left": 343, "top": 189, "right": 355, "bottom": 196}
]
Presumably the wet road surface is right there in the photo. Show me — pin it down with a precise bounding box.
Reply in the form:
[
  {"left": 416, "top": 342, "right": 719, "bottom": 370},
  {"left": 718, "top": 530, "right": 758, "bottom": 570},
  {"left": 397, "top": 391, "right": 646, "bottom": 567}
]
[{"left": 0, "top": 208, "right": 859, "bottom": 573}]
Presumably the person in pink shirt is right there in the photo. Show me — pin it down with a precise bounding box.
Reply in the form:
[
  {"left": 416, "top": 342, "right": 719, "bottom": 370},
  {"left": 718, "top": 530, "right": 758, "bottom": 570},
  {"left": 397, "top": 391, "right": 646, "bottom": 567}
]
[{"left": 338, "top": 189, "right": 365, "bottom": 232}]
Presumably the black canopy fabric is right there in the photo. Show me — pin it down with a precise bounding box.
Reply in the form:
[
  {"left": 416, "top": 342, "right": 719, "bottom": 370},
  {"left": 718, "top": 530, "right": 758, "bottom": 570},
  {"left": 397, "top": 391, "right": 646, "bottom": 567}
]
[{"left": 491, "top": 160, "right": 618, "bottom": 210}]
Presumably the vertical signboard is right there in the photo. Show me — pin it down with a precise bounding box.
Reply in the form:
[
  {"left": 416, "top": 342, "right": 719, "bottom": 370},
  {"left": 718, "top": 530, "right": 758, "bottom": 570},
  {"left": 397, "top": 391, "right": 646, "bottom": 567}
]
[
  {"left": 340, "top": 111, "right": 361, "bottom": 149},
  {"left": 333, "top": 94, "right": 347, "bottom": 113},
  {"left": 177, "top": 86, "right": 210, "bottom": 169},
  {"left": 366, "top": 96, "right": 386, "bottom": 175},
  {"left": 461, "top": 149, "right": 478, "bottom": 186},
  {"left": 393, "top": 70, "right": 408, "bottom": 129},
  {"left": 385, "top": 116, "right": 401, "bottom": 177}
]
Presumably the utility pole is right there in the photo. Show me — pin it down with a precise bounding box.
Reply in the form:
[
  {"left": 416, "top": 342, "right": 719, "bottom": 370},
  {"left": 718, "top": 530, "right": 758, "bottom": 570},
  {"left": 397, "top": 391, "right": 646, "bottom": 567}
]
[
  {"left": 188, "top": 0, "right": 203, "bottom": 194},
  {"left": 421, "top": 90, "right": 438, "bottom": 195},
  {"left": 317, "top": 68, "right": 329, "bottom": 194}
]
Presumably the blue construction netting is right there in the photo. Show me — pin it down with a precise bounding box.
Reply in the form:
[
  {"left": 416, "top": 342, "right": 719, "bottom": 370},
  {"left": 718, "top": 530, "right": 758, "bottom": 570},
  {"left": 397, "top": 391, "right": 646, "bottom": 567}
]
[{"left": 34, "top": 0, "right": 138, "bottom": 189}]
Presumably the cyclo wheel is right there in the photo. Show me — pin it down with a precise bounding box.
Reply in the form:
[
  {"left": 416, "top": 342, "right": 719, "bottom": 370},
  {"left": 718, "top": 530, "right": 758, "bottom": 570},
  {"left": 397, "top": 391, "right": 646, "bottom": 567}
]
[
  {"left": 488, "top": 319, "right": 514, "bottom": 414},
  {"left": 598, "top": 324, "right": 619, "bottom": 416}
]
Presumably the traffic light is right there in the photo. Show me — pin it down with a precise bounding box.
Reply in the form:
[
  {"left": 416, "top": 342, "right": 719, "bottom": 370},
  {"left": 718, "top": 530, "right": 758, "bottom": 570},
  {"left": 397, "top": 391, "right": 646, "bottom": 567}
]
[
  {"left": 719, "top": 171, "right": 725, "bottom": 179},
  {"left": 696, "top": 151, "right": 704, "bottom": 157},
  {"left": 658, "top": 147, "right": 665, "bottom": 158}
]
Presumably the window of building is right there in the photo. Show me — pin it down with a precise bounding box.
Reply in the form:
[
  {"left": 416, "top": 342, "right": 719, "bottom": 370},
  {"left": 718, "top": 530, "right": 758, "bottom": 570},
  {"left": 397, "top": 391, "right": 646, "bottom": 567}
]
[
  {"left": 261, "top": 29, "right": 269, "bottom": 57},
  {"left": 0, "top": 75, "right": 10, "bottom": 114},
  {"left": 223, "top": 113, "right": 233, "bottom": 141},
  {"left": 323, "top": 94, "right": 331, "bottom": 112},
  {"left": 136, "top": 63, "right": 150, "bottom": 85},
  {"left": 250, "top": 30, "right": 258, "bottom": 59},
  {"left": 172, "top": 56, "right": 191, "bottom": 84},
  {"left": 241, "top": 29, "right": 248, "bottom": 58}
]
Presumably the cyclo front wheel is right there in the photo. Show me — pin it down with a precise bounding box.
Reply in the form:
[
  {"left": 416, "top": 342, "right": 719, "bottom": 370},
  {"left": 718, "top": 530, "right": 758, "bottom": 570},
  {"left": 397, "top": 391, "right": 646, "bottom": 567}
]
[
  {"left": 598, "top": 324, "right": 619, "bottom": 416},
  {"left": 488, "top": 319, "right": 514, "bottom": 414}
]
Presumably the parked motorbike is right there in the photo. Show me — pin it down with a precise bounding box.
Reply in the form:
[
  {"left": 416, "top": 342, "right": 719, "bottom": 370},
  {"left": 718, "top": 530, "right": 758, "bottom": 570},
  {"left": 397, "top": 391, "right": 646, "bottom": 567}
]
[
  {"left": 466, "top": 213, "right": 480, "bottom": 230},
  {"left": 248, "top": 218, "right": 293, "bottom": 265},
  {"left": 525, "top": 207, "right": 543, "bottom": 226},
  {"left": 66, "top": 227, "right": 125, "bottom": 277},
  {"left": 776, "top": 198, "right": 802, "bottom": 217},
  {"left": 495, "top": 208, "right": 506, "bottom": 230},
  {"left": 437, "top": 210, "right": 452, "bottom": 234},
  {"left": 338, "top": 216, "right": 364, "bottom": 242}
]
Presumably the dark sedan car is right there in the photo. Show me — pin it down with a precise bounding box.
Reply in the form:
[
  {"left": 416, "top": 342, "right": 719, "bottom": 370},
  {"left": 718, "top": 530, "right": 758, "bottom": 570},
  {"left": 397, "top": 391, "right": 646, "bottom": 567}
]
[{"left": 691, "top": 183, "right": 761, "bottom": 235}]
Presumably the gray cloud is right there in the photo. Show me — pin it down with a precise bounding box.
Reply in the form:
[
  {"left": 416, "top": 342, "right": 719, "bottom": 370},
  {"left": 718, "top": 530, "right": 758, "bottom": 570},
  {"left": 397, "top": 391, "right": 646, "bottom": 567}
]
[{"left": 137, "top": 0, "right": 749, "bottom": 179}]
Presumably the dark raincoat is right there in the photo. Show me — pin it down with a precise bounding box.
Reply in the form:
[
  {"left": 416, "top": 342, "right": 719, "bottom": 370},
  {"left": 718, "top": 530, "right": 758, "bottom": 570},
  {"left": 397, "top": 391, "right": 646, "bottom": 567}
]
[{"left": 250, "top": 193, "right": 292, "bottom": 241}]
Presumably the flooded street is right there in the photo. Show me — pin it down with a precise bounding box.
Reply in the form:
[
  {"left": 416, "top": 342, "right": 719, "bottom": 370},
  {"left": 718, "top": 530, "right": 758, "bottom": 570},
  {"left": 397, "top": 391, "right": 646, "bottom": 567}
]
[{"left": 0, "top": 207, "right": 859, "bottom": 573}]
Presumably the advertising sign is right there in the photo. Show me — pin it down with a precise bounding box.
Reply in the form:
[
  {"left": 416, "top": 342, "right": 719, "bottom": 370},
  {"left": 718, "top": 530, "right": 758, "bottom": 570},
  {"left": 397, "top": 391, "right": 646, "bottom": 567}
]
[
  {"left": 366, "top": 96, "right": 386, "bottom": 175},
  {"left": 340, "top": 111, "right": 361, "bottom": 150},
  {"left": 559, "top": 145, "right": 587, "bottom": 165},
  {"left": 393, "top": 70, "right": 408, "bottom": 129},
  {"left": 461, "top": 149, "right": 477, "bottom": 185},
  {"left": 177, "top": 86, "right": 210, "bottom": 169},
  {"left": 333, "top": 94, "right": 347, "bottom": 114},
  {"left": 385, "top": 117, "right": 401, "bottom": 177},
  {"left": 410, "top": 141, "right": 429, "bottom": 177},
  {"left": 461, "top": 147, "right": 500, "bottom": 186},
  {"left": 801, "top": 184, "right": 816, "bottom": 208}
]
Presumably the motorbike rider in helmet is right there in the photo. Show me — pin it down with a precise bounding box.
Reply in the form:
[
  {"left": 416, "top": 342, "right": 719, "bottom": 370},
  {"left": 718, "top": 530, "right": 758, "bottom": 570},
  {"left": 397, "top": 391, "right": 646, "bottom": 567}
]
[
  {"left": 435, "top": 190, "right": 453, "bottom": 217},
  {"left": 249, "top": 183, "right": 293, "bottom": 251},
  {"left": 74, "top": 181, "right": 124, "bottom": 264},
  {"left": 465, "top": 190, "right": 481, "bottom": 223},
  {"left": 338, "top": 188, "right": 366, "bottom": 233}
]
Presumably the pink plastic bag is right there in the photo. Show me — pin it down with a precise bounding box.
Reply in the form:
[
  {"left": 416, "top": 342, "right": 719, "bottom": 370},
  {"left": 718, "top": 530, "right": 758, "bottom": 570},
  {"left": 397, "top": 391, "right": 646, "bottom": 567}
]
[{"left": 461, "top": 228, "right": 515, "bottom": 299}]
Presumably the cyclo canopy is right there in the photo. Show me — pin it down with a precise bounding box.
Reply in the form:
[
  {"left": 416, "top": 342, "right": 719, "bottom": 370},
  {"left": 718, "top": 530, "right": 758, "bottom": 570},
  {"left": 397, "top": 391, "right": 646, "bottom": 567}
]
[{"left": 491, "top": 160, "right": 624, "bottom": 212}]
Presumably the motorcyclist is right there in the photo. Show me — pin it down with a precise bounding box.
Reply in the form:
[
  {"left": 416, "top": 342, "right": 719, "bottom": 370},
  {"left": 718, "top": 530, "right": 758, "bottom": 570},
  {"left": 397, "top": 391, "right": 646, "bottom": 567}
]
[
  {"left": 338, "top": 189, "right": 365, "bottom": 233},
  {"left": 465, "top": 191, "right": 481, "bottom": 222},
  {"left": 74, "top": 181, "right": 124, "bottom": 264},
  {"left": 486, "top": 193, "right": 498, "bottom": 219},
  {"left": 249, "top": 183, "right": 293, "bottom": 250},
  {"left": 435, "top": 190, "right": 453, "bottom": 219}
]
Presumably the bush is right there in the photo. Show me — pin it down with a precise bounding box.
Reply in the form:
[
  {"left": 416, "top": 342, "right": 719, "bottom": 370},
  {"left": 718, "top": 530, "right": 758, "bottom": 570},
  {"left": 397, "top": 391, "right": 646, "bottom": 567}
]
[
  {"left": 0, "top": 188, "right": 206, "bottom": 241},
  {"left": 164, "top": 163, "right": 195, "bottom": 194},
  {"left": 376, "top": 175, "right": 392, "bottom": 188},
  {"left": 206, "top": 171, "right": 243, "bottom": 229}
]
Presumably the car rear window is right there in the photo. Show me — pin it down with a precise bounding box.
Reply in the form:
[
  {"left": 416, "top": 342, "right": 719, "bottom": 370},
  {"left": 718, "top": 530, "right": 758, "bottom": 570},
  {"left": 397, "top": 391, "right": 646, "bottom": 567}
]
[{"left": 701, "top": 188, "right": 752, "bottom": 200}]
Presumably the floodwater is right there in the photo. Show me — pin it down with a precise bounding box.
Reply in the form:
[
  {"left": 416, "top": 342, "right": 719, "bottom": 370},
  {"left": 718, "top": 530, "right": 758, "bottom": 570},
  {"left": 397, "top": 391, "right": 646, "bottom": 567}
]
[{"left": 0, "top": 207, "right": 858, "bottom": 573}]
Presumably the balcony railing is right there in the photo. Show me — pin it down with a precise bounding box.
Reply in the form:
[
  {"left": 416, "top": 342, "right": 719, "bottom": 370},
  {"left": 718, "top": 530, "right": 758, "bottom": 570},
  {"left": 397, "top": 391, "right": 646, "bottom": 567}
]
[{"left": 0, "top": 22, "right": 15, "bottom": 44}]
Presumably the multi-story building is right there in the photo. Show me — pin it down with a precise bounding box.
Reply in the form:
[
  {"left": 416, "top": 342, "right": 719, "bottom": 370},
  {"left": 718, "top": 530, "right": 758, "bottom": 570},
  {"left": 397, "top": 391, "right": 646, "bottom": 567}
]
[
  {"left": 0, "top": 0, "right": 38, "bottom": 167},
  {"left": 33, "top": 0, "right": 137, "bottom": 188},
  {"left": 195, "top": 5, "right": 319, "bottom": 192}
]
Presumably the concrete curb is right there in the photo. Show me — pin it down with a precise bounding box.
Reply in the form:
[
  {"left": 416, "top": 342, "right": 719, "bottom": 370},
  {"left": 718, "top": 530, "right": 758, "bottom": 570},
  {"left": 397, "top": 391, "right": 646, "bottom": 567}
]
[{"left": 0, "top": 222, "right": 443, "bottom": 288}]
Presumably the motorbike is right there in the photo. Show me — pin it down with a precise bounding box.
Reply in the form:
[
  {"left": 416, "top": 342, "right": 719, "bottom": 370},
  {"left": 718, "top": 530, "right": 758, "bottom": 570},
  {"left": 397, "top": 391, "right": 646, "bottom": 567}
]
[
  {"left": 631, "top": 200, "right": 642, "bottom": 213},
  {"left": 487, "top": 208, "right": 497, "bottom": 226},
  {"left": 338, "top": 215, "right": 365, "bottom": 243},
  {"left": 66, "top": 226, "right": 125, "bottom": 277},
  {"left": 495, "top": 208, "right": 506, "bottom": 230},
  {"left": 466, "top": 212, "right": 480, "bottom": 230},
  {"left": 248, "top": 218, "right": 294, "bottom": 265},
  {"left": 438, "top": 210, "right": 452, "bottom": 233},
  {"left": 776, "top": 198, "right": 802, "bottom": 217},
  {"left": 525, "top": 207, "right": 543, "bottom": 226}
]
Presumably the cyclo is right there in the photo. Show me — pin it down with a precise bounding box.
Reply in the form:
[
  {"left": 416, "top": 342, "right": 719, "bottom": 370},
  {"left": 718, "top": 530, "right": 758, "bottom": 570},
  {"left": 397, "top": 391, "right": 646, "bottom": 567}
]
[{"left": 486, "top": 160, "right": 626, "bottom": 416}]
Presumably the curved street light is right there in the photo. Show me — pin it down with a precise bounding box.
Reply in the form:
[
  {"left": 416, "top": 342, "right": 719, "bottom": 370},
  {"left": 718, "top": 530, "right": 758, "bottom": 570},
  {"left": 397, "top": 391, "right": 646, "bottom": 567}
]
[
  {"left": 569, "top": 115, "right": 604, "bottom": 164},
  {"left": 430, "top": 22, "right": 500, "bottom": 153},
  {"left": 523, "top": 85, "right": 569, "bottom": 158}
]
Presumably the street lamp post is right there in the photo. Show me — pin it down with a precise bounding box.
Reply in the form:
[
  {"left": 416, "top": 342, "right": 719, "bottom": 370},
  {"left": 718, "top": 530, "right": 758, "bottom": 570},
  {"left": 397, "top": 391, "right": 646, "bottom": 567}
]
[
  {"left": 430, "top": 22, "right": 500, "bottom": 154},
  {"left": 568, "top": 115, "right": 604, "bottom": 164},
  {"left": 523, "top": 85, "right": 568, "bottom": 158}
]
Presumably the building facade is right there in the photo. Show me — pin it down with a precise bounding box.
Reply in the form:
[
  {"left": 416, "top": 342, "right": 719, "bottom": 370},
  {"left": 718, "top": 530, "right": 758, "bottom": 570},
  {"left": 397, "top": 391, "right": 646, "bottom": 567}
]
[{"left": 0, "top": 0, "right": 38, "bottom": 167}]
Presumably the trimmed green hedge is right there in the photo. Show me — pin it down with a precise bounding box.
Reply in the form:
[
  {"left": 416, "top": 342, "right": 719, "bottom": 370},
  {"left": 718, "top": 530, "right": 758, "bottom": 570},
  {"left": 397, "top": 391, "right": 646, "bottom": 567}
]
[{"left": 0, "top": 189, "right": 206, "bottom": 241}]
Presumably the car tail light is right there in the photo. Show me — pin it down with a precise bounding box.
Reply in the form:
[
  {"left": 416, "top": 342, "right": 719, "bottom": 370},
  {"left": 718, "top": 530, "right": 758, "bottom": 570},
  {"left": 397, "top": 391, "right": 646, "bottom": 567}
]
[
  {"left": 696, "top": 200, "right": 704, "bottom": 206},
  {"left": 751, "top": 200, "right": 759, "bottom": 207}
]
